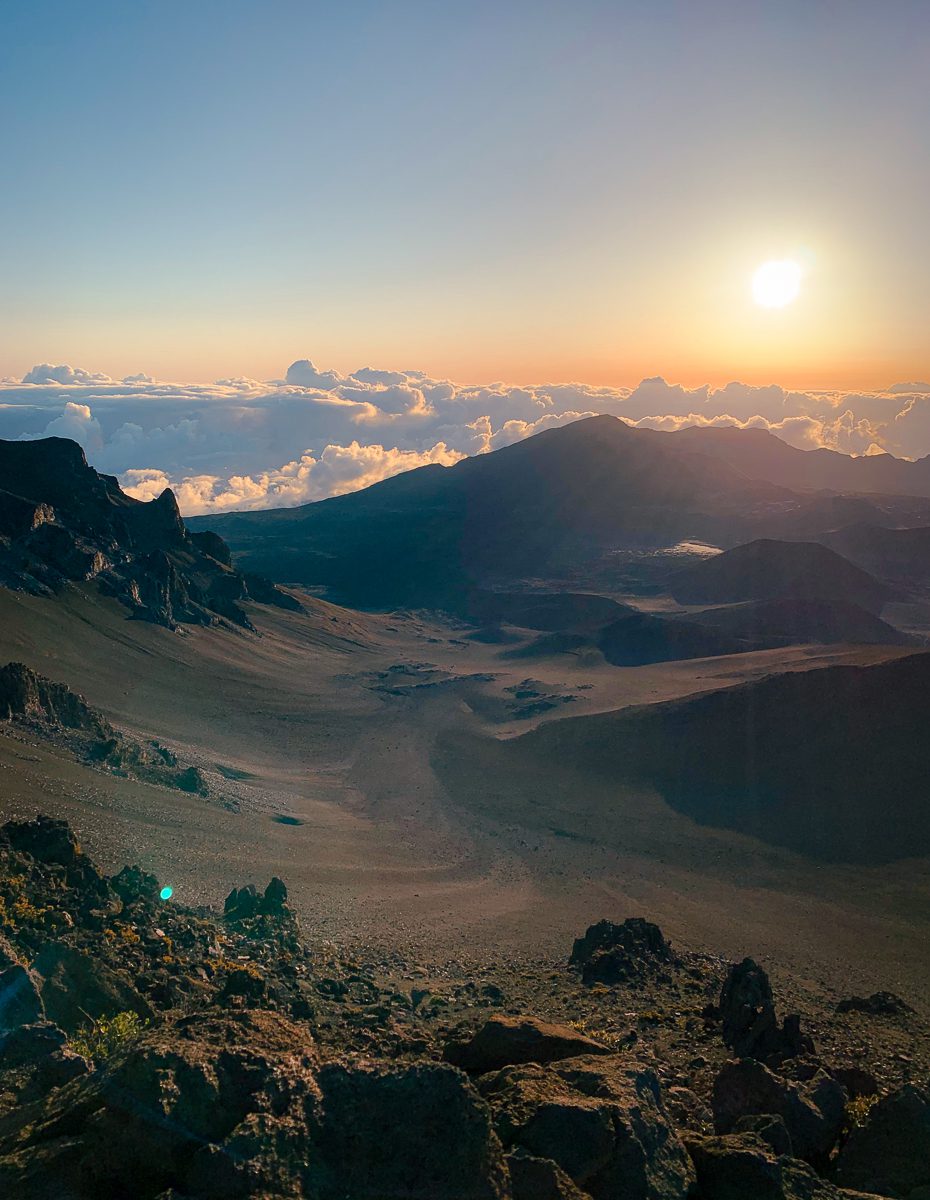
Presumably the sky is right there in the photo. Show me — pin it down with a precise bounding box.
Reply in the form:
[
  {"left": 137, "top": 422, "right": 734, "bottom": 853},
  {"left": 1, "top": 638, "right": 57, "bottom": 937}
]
[{"left": 2, "top": 0, "right": 929, "bottom": 390}]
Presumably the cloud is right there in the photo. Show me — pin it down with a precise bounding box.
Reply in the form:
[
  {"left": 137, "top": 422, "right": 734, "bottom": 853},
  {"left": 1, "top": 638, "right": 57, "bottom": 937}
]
[
  {"left": 21, "top": 363, "right": 112, "bottom": 386},
  {"left": 284, "top": 359, "right": 342, "bottom": 389},
  {"left": 4, "top": 357, "right": 930, "bottom": 515},
  {"left": 122, "top": 441, "right": 462, "bottom": 514},
  {"left": 32, "top": 401, "right": 105, "bottom": 453}
]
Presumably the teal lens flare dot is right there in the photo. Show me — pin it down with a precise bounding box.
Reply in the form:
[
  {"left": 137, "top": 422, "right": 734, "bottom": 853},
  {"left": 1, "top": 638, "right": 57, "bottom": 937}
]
[{"left": 160, "top": 886, "right": 173, "bottom": 901}]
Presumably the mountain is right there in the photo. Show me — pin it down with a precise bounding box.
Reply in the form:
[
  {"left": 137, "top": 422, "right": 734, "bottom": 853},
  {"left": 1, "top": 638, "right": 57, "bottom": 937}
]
[
  {"left": 516, "top": 651, "right": 930, "bottom": 862},
  {"left": 192, "top": 416, "right": 793, "bottom": 607},
  {"left": 672, "top": 424, "right": 930, "bottom": 496},
  {"left": 669, "top": 539, "right": 895, "bottom": 613},
  {"left": 821, "top": 522, "right": 930, "bottom": 586},
  {"left": 194, "top": 418, "right": 930, "bottom": 608},
  {"left": 0, "top": 437, "right": 298, "bottom": 629},
  {"left": 675, "top": 596, "right": 911, "bottom": 647}
]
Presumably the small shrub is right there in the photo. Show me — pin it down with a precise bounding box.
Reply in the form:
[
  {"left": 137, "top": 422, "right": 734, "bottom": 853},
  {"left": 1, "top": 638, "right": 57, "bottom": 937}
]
[
  {"left": 71, "top": 1011, "right": 148, "bottom": 1063},
  {"left": 846, "top": 1094, "right": 878, "bottom": 1129}
]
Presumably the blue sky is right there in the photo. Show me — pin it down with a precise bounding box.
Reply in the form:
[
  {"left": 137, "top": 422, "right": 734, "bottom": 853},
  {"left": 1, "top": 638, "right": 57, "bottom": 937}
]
[{"left": 2, "top": 1, "right": 928, "bottom": 386}]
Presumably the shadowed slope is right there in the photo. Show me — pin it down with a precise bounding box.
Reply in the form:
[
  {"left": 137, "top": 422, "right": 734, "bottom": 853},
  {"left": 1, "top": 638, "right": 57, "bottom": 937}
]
[
  {"left": 192, "top": 417, "right": 790, "bottom": 607},
  {"left": 515, "top": 652, "right": 930, "bottom": 862},
  {"left": 670, "top": 539, "right": 895, "bottom": 614}
]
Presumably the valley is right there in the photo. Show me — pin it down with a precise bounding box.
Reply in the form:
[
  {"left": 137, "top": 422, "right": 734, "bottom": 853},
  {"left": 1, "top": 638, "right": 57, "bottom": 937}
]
[{"left": 1, "top": 578, "right": 927, "bottom": 1012}]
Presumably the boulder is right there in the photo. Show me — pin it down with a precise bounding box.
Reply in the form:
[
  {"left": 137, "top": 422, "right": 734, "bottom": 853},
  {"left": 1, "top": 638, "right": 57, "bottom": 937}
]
[
  {"left": 111, "top": 865, "right": 161, "bottom": 904},
  {"left": 719, "top": 958, "right": 813, "bottom": 1061},
  {"left": 506, "top": 1147, "right": 590, "bottom": 1200},
  {"left": 262, "top": 876, "right": 288, "bottom": 914},
  {"left": 829, "top": 1066, "right": 878, "bottom": 1099},
  {"left": 733, "top": 1113, "right": 793, "bottom": 1156},
  {"left": 0, "top": 1009, "right": 510, "bottom": 1200},
  {"left": 302, "top": 1058, "right": 509, "bottom": 1200},
  {"left": 0, "top": 965, "right": 44, "bottom": 1031},
  {"left": 2, "top": 814, "right": 83, "bottom": 867},
  {"left": 482, "top": 1054, "right": 695, "bottom": 1199},
  {"left": 0, "top": 1022, "right": 66, "bottom": 1069},
  {"left": 687, "top": 1131, "right": 852, "bottom": 1199},
  {"left": 445, "top": 1015, "right": 611, "bottom": 1074},
  {"left": 223, "top": 884, "right": 259, "bottom": 921},
  {"left": 712, "top": 1059, "right": 845, "bottom": 1166},
  {"left": 32, "top": 943, "right": 153, "bottom": 1033},
  {"left": 836, "top": 1083, "right": 930, "bottom": 1197},
  {"left": 835, "top": 991, "right": 913, "bottom": 1017}
]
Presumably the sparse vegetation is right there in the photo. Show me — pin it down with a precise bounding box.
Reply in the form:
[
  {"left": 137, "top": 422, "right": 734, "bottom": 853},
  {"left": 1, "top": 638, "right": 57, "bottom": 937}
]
[{"left": 70, "top": 1012, "right": 148, "bottom": 1063}]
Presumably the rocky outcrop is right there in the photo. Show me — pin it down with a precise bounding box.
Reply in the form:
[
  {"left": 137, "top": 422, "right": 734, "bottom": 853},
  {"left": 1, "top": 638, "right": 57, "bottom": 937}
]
[
  {"left": 719, "top": 958, "right": 813, "bottom": 1062},
  {"left": 569, "top": 917, "right": 676, "bottom": 986},
  {"left": 0, "top": 964, "right": 44, "bottom": 1030},
  {"left": 445, "top": 1015, "right": 610, "bottom": 1074},
  {"left": 481, "top": 1055, "right": 695, "bottom": 1199},
  {"left": 0, "top": 436, "right": 300, "bottom": 629},
  {"left": 224, "top": 878, "right": 289, "bottom": 922},
  {"left": 1, "top": 820, "right": 914, "bottom": 1200},
  {"left": 1, "top": 668, "right": 209, "bottom": 795},
  {"left": 0, "top": 662, "right": 107, "bottom": 733},
  {"left": 835, "top": 991, "right": 913, "bottom": 1017},
  {"left": 32, "top": 943, "right": 154, "bottom": 1033},
  {"left": 506, "top": 1147, "right": 589, "bottom": 1200}
]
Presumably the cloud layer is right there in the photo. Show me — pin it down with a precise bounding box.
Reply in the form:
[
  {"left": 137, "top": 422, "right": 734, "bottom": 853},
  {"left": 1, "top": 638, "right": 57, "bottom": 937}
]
[{"left": 2, "top": 358, "right": 930, "bottom": 514}]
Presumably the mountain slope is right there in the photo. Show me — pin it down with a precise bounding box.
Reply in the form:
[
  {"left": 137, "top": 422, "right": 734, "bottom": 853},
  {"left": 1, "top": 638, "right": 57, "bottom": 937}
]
[
  {"left": 515, "top": 651, "right": 930, "bottom": 862},
  {"left": 193, "top": 416, "right": 791, "bottom": 607},
  {"left": 672, "top": 425, "right": 930, "bottom": 496},
  {"left": 821, "top": 522, "right": 930, "bottom": 585}
]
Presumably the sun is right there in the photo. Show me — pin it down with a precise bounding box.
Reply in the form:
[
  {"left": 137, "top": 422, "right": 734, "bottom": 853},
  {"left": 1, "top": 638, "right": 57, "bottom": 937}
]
[{"left": 752, "top": 259, "right": 802, "bottom": 308}]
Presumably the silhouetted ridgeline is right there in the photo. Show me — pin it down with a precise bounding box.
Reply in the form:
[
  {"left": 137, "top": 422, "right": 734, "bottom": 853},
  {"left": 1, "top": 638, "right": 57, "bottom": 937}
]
[
  {"left": 0, "top": 437, "right": 300, "bottom": 629},
  {"left": 191, "top": 416, "right": 930, "bottom": 608}
]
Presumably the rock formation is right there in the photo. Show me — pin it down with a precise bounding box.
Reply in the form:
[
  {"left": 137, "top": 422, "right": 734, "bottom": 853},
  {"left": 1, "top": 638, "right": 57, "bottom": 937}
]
[{"left": 0, "top": 435, "right": 300, "bottom": 629}]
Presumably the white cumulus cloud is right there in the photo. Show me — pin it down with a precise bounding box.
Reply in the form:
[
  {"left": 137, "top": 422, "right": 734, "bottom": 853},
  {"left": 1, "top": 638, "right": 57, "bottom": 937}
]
[{"left": 3, "top": 357, "right": 930, "bottom": 515}]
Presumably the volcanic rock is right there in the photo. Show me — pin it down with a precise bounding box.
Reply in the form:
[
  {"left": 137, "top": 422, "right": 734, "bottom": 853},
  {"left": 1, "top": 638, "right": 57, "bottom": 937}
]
[
  {"left": 32, "top": 943, "right": 154, "bottom": 1034},
  {"left": 0, "top": 436, "right": 299, "bottom": 628},
  {"left": 835, "top": 991, "right": 913, "bottom": 1017},
  {"left": 719, "top": 958, "right": 813, "bottom": 1061},
  {"left": 570, "top": 917, "right": 676, "bottom": 985},
  {"left": 687, "top": 1131, "right": 855, "bottom": 1199},
  {"left": 481, "top": 1054, "right": 695, "bottom": 1199},
  {"left": 835, "top": 1083, "right": 930, "bottom": 1197},
  {"left": 712, "top": 1059, "right": 845, "bottom": 1166},
  {"left": 0, "top": 965, "right": 45, "bottom": 1030},
  {"left": 506, "top": 1147, "right": 589, "bottom": 1200},
  {"left": 444, "top": 1015, "right": 611, "bottom": 1074}
]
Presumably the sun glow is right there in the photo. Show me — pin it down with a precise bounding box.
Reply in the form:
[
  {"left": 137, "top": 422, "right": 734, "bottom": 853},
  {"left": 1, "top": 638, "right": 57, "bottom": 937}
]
[{"left": 752, "top": 259, "right": 802, "bottom": 308}]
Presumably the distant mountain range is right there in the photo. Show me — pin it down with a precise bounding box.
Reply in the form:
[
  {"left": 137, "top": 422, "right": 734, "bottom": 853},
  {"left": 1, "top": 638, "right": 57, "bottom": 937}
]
[
  {"left": 193, "top": 416, "right": 930, "bottom": 608},
  {"left": 671, "top": 424, "right": 930, "bottom": 496}
]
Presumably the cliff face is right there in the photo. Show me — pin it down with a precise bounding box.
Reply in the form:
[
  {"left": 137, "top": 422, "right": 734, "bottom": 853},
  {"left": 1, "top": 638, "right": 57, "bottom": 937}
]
[{"left": 0, "top": 437, "right": 299, "bottom": 629}]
